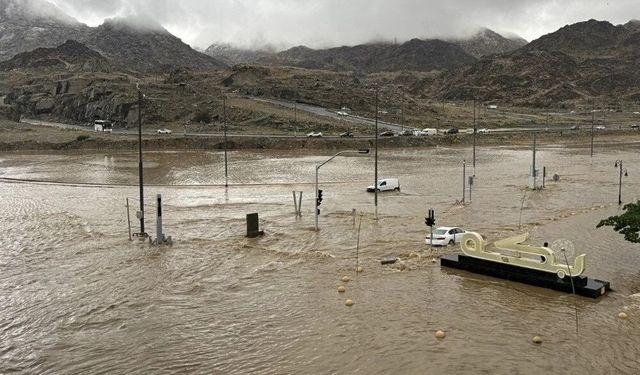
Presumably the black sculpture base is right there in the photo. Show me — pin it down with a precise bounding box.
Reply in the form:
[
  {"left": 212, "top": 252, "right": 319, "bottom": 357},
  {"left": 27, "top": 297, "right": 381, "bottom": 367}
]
[{"left": 441, "top": 254, "right": 610, "bottom": 299}]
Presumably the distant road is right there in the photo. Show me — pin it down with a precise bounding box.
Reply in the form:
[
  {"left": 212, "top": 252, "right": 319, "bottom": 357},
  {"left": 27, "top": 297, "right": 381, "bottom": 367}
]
[
  {"left": 250, "top": 97, "right": 407, "bottom": 132},
  {"left": 20, "top": 115, "right": 633, "bottom": 140}
]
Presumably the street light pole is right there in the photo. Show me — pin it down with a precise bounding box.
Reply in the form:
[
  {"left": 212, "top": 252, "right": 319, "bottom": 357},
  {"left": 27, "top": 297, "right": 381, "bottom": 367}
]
[
  {"left": 315, "top": 149, "right": 370, "bottom": 231},
  {"left": 137, "top": 85, "right": 145, "bottom": 237},
  {"left": 401, "top": 85, "right": 405, "bottom": 132},
  {"left": 615, "top": 160, "right": 627, "bottom": 205}
]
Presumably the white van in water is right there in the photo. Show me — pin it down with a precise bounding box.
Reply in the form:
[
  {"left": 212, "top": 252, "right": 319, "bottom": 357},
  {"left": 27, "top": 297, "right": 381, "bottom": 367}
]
[{"left": 367, "top": 178, "right": 400, "bottom": 192}]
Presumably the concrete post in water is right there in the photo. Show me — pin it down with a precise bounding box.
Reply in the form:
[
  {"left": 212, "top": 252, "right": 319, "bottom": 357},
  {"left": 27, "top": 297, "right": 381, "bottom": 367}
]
[
  {"left": 126, "top": 198, "right": 132, "bottom": 241},
  {"left": 247, "top": 213, "right": 264, "bottom": 238},
  {"left": 297, "top": 191, "right": 303, "bottom": 216},
  {"left": 292, "top": 191, "right": 303, "bottom": 217},
  {"left": 528, "top": 133, "right": 538, "bottom": 190},
  {"left": 462, "top": 160, "right": 466, "bottom": 203}
]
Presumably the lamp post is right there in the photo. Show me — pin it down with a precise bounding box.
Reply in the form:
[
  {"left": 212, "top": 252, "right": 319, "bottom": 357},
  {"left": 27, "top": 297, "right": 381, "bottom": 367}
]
[
  {"left": 472, "top": 98, "right": 476, "bottom": 173},
  {"left": 615, "top": 160, "right": 628, "bottom": 205},
  {"left": 315, "top": 149, "right": 370, "bottom": 231}
]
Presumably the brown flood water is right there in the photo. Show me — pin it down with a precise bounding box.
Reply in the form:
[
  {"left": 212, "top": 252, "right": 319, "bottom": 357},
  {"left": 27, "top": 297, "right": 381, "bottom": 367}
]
[{"left": 1, "top": 143, "right": 640, "bottom": 374}]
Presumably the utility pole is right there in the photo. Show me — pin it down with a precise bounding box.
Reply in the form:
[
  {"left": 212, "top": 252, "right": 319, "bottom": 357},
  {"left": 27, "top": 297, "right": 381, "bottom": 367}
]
[
  {"left": 294, "top": 101, "right": 298, "bottom": 138},
  {"left": 591, "top": 99, "right": 595, "bottom": 159},
  {"left": 374, "top": 85, "right": 379, "bottom": 220},
  {"left": 137, "top": 85, "right": 146, "bottom": 237},
  {"left": 462, "top": 160, "right": 466, "bottom": 204},
  {"left": 473, "top": 98, "right": 477, "bottom": 173},
  {"left": 401, "top": 85, "right": 405, "bottom": 132},
  {"left": 223, "top": 98, "right": 229, "bottom": 188}
]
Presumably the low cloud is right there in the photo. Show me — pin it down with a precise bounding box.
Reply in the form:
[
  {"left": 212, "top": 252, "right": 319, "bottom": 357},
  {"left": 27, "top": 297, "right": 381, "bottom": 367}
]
[{"left": 46, "top": 0, "right": 640, "bottom": 50}]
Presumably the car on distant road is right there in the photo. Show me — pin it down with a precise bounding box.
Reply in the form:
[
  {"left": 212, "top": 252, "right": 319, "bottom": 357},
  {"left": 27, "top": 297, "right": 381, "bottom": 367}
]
[
  {"left": 379, "top": 131, "right": 395, "bottom": 137},
  {"left": 157, "top": 128, "right": 172, "bottom": 134},
  {"left": 337, "top": 111, "right": 348, "bottom": 116},
  {"left": 413, "top": 130, "right": 428, "bottom": 136},
  {"left": 339, "top": 131, "right": 354, "bottom": 137},
  {"left": 400, "top": 129, "right": 414, "bottom": 136},
  {"left": 570, "top": 125, "right": 580, "bottom": 130},
  {"left": 595, "top": 126, "right": 606, "bottom": 130},
  {"left": 477, "top": 128, "right": 489, "bottom": 134},
  {"left": 307, "top": 131, "right": 323, "bottom": 137},
  {"left": 445, "top": 128, "right": 459, "bottom": 135},
  {"left": 425, "top": 227, "right": 466, "bottom": 246},
  {"left": 631, "top": 124, "right": 639, "bottom": 129}
]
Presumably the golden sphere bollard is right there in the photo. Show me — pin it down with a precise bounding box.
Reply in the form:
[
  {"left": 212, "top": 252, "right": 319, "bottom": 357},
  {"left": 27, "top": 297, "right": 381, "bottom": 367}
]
[
  {"left": 337, "top": 286, "right": 346, "bottom": 293},
  {"left": 532, "top": 336, "right": 543, "bottom": 344},
  {"left": 342, "top": 276, "right": 350, "bottom": 282},
  {"left": 618, "top": 312, "right": 628, "bottom": 319},
  {"left": 345, "top": 299, "right": 354, "bottom": 307},
  {"left": 356, "top": 266, "right": 364, "bottom": 273},
  {"left": 435, "top": 330, "right": 446, "bottom": 339}
]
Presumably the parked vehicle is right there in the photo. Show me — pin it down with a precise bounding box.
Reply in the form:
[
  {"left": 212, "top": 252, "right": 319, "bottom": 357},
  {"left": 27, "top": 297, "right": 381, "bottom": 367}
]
[
  {"left": 339, "top": 131, "right": 354, "bottom": 137},
  {"left": 595, "top": 126, "right": 606, "bottom": 130},
  {"left": 425, "top": 227, "right": 466, "bottom": 246},
  {"left": 366, "top": 178, "right": 400, "bottom": 192},
  {"left": 94, "top": 120, "right": 112, "bottom": 133},
  {"left": 157, "top": 128, "right": 172, "bottom": 134},
  {"left": 631, "top": 124, "right": 639, "bottom": 129},
  {"left": 337, "top": 111, "right": 348, "bottom": 116},
  {"left": 477, "top": 128, "right": 489, "bottom": 134},
  {"left": 379, "top": 131, "right": 395, "bottom": 137},
  {"left": 400, "top": 129, "right": 414, "bottom": 136},
  {"left": 570, "top": 125, "right": 579, "bottom": 131},
  {"left": 413, "top": 130, "right": 428, "bottom": 136},
  {"left": 307, "top": 131, "right": 323, "bottom": 137},
  {"left": 445, "top": 128, "right": 459, "bottom": 135},
  {"left": 422, "top": 128, "right": 438, "bottom": 136}
]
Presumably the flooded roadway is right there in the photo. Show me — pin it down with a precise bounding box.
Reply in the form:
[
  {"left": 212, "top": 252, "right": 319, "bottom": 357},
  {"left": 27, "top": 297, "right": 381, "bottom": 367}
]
[{"left": 1, "top": 144, "right": 640, "bottom": 374}]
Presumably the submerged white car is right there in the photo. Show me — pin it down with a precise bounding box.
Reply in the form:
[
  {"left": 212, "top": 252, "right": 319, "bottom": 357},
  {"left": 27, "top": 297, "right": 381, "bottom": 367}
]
[{"left": 425, "top": 227, "right": 466, "bottom": 246}]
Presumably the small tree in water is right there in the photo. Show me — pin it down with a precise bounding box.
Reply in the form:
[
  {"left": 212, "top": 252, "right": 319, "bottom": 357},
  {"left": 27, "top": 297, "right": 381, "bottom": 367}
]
[{"left": 597, "top": 201, "right": 640, "bottom": 243}]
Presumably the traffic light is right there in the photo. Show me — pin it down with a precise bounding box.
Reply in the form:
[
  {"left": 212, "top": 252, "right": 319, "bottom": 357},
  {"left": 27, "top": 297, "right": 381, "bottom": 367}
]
[
  {"left": 425, "top": 208, "right": 435, "bottom": 227},
  {"left": 316, "top": 189, "right": 323, "bottom": 207}
]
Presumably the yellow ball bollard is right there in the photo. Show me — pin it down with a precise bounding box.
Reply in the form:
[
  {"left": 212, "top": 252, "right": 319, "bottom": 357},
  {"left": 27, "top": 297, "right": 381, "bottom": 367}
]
[
  {"left": 618, "top": 312, "right": 628, "bottom": 319},
  {"left": 532, "top": 336, "right": 543, "bottom": 344},
  {"left": 345, "top": 299, "right": 354, "bottom": 307},
  {"left": 342, "top": 276, "right": 350, "bottom": 282},
  {"left": 337, "top": 286, "right": 346, "bottom": 293},
  {"left": 356, "top": 266, "right": 364, "bottom": 273},
  {"left": 435, "top": 330, "right": 446, "bottom": 339}
]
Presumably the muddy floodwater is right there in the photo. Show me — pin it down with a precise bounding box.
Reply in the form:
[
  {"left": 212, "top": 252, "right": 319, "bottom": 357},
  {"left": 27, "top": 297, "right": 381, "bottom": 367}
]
[{"left": 1, "top": 143, "right": 640, "bottom": 374}]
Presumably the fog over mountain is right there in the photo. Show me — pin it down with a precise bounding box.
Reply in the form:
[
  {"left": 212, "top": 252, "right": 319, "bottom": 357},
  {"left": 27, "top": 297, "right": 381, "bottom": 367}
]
[{"left": 45, "top": 0, "right": 639, "bottom": 50}]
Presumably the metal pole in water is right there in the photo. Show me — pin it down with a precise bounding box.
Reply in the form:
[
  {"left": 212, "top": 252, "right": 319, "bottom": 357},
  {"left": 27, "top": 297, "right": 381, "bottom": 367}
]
[
  {"left": 155, "top": 194, "right": 164, "bottom": 244},
  {"left": 473, "top": 98, "right": 476, "bottom": 173},
  {"left": 293, "top": 191, "right": 298, "bottom": 215},
  {"left": 298, "top": 191, "right": 303, "bottom": 216},
  {"left": 591, "top": 99, "right": 595, "bottom": 159},
  {"left": 315, "top": 165, "right": 319, "bottom": 231},
  {"left": 126, "top": 198, "right": 132, "bottom": 241}
]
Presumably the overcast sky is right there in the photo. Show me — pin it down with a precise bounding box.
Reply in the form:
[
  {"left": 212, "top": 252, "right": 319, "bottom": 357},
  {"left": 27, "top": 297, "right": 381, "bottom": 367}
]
[{"left": 46, "top": 0, "right": 639, "bottom": 50}]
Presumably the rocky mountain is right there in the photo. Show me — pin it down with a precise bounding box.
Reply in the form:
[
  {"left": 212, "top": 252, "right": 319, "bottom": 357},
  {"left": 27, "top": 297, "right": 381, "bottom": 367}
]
[
  {"left": 82, "top": 17, "right": 226, "bottom": 72},
  {"left": 256, "top": 39, "right": 477, "bottom": 73},
  {"left": 204, "top": 43, "right": 275, "bottom": 66},
  {"left": 438, "top": 19, "right": 640, "bottom": 106},
  {"left": 448, "top": 28, "right": 527, "bottom": 58},
  {"left": 0, "top": 39, "right": 110, "bottom": 71},
  {"left": 0, "top": 0, "right": 90, "bottom": 61},
  {"left": 0, "top": 1, "right": 226, "bottom": 72}
]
